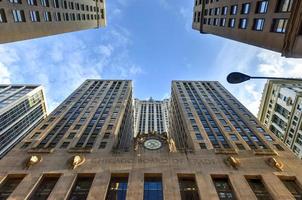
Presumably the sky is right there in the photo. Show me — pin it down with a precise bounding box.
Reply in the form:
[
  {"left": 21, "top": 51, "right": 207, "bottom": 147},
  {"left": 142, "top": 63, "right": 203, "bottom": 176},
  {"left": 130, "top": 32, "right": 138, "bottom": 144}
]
[{"left": 0, "top": 0, "right": 302, "bottom": 116}]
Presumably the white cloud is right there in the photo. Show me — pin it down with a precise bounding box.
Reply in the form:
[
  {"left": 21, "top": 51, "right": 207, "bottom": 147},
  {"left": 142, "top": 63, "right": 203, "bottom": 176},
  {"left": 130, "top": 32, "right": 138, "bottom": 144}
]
[{"left": 0, "top": 64, "right": 11, "bottom": 84}]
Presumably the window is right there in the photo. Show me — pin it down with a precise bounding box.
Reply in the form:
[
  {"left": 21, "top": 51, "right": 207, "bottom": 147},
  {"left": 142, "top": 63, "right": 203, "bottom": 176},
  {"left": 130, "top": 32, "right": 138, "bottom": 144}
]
[
  {"left": 12, "top": 10, "right": 26, "bottom": 22},
  {"left": 144, "top": 175, "right": 163, "bottom": 200},
  {"left": 99, "top": 142, "right": 107, "bottom": 149},
  {"left": 178, "top": 176, "right": 200, "bottom": 200},
  {"left": 0, "top": 175, "right": 25, "bottom": 199},
  {"left": 0, "top": 9, "right": 7, "bottom": 23},
  {"left": 274, "top": 144, "right": 284, "bottom": 151},
  {"left": 212, "top": 177, "right": 236, "bottom": 200},
  {"left": 228, "top": 18, "right": 236, "bottom": 28},
  {"left": 271, "top": 19, "right": 288, "bottom": 33},
  {"left": 276, "top": 0, "right": 293, "bottom": 12},
  {"left": 30, "top": 10, "right": 40, "bottom": 22},
  {"left": 199, "top": 142, "right": 207, "bottom": 149},
  {"left": 105, "top": 175, "right": 128, "bottom": 200},
  {"left": 256, "top": 1, "right": 269, "bottom": 13},
  {"left": 28, "top": 0, "right": 38, "bottom": 5},
  {"left": 68, "top": 175, "right": 94, "bottom": 200},
  {"left": 220, "top": 18, "right": 226, "bottom": 26},
  {"left": 222, "top": 6, "right": 228, "bottom": 15},
  {"left": 29, "top": 176, "right": 60, "bottom": 200},
  {"left": 236, "top": 143, "right": 245, "bottom": 150},
  {"left": 280, "top": 178, "right": 302, "bottom": 199},
  {"left": 239, "top": 18, "right": 248, "bottom": 29},
  {"left": 230, "top": 5, "right": 238, "bottom": 15},
  {"left": 241, "top": 3, "right": 251, "bottom": 14},
  {"left": 246, "top": 177, "right": 272, "bottom": 200},
  {"left": 253, "top": 19, "right": 265, "bottom": 31}
]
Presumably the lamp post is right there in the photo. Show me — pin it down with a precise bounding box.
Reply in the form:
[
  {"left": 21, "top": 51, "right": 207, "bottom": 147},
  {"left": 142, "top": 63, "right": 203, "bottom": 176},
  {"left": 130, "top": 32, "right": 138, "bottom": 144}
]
[{"left": 227, "top": 72, "right": 302, "bottom": 84}]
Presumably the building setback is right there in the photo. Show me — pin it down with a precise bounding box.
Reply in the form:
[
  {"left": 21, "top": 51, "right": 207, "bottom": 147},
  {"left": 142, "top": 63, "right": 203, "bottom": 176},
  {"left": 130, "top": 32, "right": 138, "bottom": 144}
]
[
  {"left": 258, "top": 80, "right": 302, "bottom": 159},
  {"left": 192, "top": 0, "right": 302, "bottom": 58},
  {"left": 0, "top": 80, "right": 302, "bottom": 200},
  {"left": 134, "top": 98, "right": 170, "bottom": 136},
  {"left": 0, "top": 0, "right": 106, "bottom": 43},
  {"left": 0, "top": 84, "right": 47, "bottom": 159}
]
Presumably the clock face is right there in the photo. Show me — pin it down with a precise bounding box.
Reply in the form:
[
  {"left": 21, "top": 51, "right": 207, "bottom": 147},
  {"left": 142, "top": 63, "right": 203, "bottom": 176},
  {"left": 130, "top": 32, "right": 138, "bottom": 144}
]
[{"left": 144, "top": 139, "right": 162, "bottom": 150}]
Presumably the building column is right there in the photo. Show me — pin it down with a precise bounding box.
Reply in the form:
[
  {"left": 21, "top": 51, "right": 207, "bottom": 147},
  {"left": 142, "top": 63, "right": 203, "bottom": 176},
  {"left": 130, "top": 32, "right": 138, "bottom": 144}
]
[
  {"left": 163, "top": 170, "right": 181, "bottom": 200},
  {"left": 229, "top": 173, "right": 257, "bottom": 200},
  {"left": 8, "top": 173, "right": 41, "bottom": 200},
  {"left": 195, "top": 173, "right": 219, "bottom": 200},
  {"left": 262, "top": 173, "right": 295, "bottom": 200},
  {"left": 126, "top": 170, "right": 144, "bottom": 199},
  {"left": 87, "top": 171, "right": 111, "bottom": 200},
  {"left": 47, "top": 172, "right": 76, "bottom": 200}
]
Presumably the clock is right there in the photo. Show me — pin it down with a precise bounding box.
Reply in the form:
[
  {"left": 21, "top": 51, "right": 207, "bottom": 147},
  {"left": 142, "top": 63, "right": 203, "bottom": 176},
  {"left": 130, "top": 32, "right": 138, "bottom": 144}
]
[{"left": 143, "top": 139, "right": 162, "bottom": 150}]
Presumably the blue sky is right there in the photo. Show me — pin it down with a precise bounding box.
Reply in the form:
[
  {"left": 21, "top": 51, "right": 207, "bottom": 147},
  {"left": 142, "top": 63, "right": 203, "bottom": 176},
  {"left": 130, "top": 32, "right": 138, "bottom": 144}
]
[{"left": 0, "top": 0, "right": 302, "bottom": 116}]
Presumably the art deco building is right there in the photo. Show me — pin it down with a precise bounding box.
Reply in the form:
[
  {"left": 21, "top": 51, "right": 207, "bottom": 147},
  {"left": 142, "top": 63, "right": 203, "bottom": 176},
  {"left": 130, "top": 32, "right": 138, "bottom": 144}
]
[
  {"left": 134, "top": 98, "right": 170, "bottom": 136},
  {"left": 0, "top": 80, "right": 302, "bottom": 200},
  {"left": 0, "top": 0, "right": 106, "bottom": 43},
  {"left": 0, "top": 84, "right": 47, "bottom": 159},
  {"left": 192, "top": 0, "right": 302, "bottom": 58},
  {"left": 258, "top": 80, "right": 302, "bottom": 159}
]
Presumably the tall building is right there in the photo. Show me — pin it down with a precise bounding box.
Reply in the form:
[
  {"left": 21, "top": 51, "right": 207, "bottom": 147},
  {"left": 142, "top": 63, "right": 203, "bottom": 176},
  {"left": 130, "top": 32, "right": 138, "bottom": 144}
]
[
  {"left": 0, "top": 84, "right": 47, "bottom": 159},
  {"left": 0, "top": 80, "right": 302, "bottom": 200},
  {"left": 258, "top": 80, "right": 302, "bottom": 159},
  {"left": 192, "top": 0, "right": 302, "bottom": 58},
  {"left": 0, "top": 0, "right": 106, "bottom": 43},
  {"left": 134, "top": 98, "right": 169, "bottom": 136}
]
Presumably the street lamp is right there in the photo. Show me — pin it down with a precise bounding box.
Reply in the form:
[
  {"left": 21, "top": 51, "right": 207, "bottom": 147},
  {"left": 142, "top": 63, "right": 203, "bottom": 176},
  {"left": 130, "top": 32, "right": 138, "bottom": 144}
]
[{"left": 227, "top": 72, "right": 302, "bottom": 84}]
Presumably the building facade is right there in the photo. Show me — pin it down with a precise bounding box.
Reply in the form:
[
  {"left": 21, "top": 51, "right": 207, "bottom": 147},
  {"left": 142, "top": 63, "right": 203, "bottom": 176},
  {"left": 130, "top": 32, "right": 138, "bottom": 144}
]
[
  {"left": 0, "top": 0, "right": 106, "bottom": 43},
  {"left": 192, "top": 0, "right": 302, "bottom": 58},
  {"left": 258, "top": 80, "right": 302, "bottom": 159},
  {"left": 0, "top": 80, "right": 302, "bottom": 200},
  {"left": 0, "top": 84, "right": 47, "bottom": 159},
  {"left": 134, "top": 98, "right": 170, "bottom": 136}
]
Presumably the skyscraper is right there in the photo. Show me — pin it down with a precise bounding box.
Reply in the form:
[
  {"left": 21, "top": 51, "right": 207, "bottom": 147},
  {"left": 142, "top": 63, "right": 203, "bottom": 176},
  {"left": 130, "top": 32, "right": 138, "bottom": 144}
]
[
  {"left": 192, "top": 0, "right": 302, "bottom": 58},
  {"left": 0, "top": 80, "right": 301, "bottom": 200},
  {"left": 258, "top": 80, "right": 302, "bottom": 159},
  {"left": 0, "top": 84, "right": 47, "bottom": 158},
  {"left": 134, "top": 98, "right": 169, "bottom": 136},
  {"left": 0, "top": 0, "right": 106, "bottom": 43}
]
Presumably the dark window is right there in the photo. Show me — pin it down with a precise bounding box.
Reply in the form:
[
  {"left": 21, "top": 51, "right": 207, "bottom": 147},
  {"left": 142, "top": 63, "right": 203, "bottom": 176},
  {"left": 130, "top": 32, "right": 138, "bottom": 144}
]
[
  {"left": 199, "top": 143, "right": 207, "bottom": 149},
  {"left": 280, "top": 179, "right": 302, "bottom": 199},
  {"left": 246, "top": 178, "right": 272, "bottom": 200},
  {"left": 105, "top": 175, "right": 128, "bottom": 200},
  {"left": 212, "top": 177, "right": 236, "bottom": 200},
  {"left": 29, "top": 176, "right": 60, "bottom": 200},
  {"left": 274, "top": 144, "right": 284, "bottom": 151},
  {"left": 0, "top": 9, "right": 7, "bottom": 23},
  {"left": 68, "top": 175, "right": 94, "bottom": 200},
  {"left": 253, "top": 19, "right": 265, "bottom": 31},
  {"left": 239, "top": 18, "right": 248, "bottom": 29},
  {"left": 178, "top": 176, "right": 200, "bottom": 200},
  {"left": 144, "top": 176, "right": 163, "bottom": 200},
  {"left": 276, "top": 0, "right": 293, "bottom": 12},
  {"left": 230, "top": 5, "right": 238, "bottom": 15},
  {"left": 271, "top": 19, "right": 288, "bottom": 33},
  {"left": 0, "top": 176, "right": 25, "bottom": 199},
  {"left": 241, "top": 3, "right": 251, "bottom": 14},
  {"left": 256, "top": 1, "right": 269, "bottom": 13}
]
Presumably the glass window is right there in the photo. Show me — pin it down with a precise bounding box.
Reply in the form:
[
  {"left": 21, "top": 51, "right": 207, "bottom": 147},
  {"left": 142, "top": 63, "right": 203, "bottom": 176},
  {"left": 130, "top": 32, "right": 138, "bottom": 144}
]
[
  {"left": 256, "top": 1, "right": 269, "bottom": 13},
  {"left": 241, "top": 3, "right": 251, "bottom": 14},
  {"left": 178, "top": 176, "right": 200, "bottom": 200},
  {"left": 276, "top": 0, "right": 293, "bottom": 12},
  {"left": 106, "top": 175, "right": 128, "bottom": 200},
  {"left": 280, "top": 179, "right": 302, "bottom": 199},
  {"left": 212, "top": 177, "right": 236, "bottom": 200},
  {"left": 68, "top": 175, "right": 94, "bottom": 200},
  {"left": 0, "top": 176, "right": 25, "bottom": 199},
  {"left": 144, "top": 176, "right": 163, "bottom": 200},
  {"left": 246, "top": 178, "right": 272, "bottom": 200},
  {"left": 29, "top": 176, "right": 60, "bottom": 200},
  {"left": 253, "top": 19, "right": 265, "bottom": 31},
  {"left": 271, "top": 19, "right": 288, "bottom": 33},
  {"left": 230, "top": 5, "right": 238, "bottom": 15},
  {"left": 239, "top": 18, "right": 248, "bottom": 29},
  {"left": 228, "top": 18, "right": 236, "bottom": 28}
]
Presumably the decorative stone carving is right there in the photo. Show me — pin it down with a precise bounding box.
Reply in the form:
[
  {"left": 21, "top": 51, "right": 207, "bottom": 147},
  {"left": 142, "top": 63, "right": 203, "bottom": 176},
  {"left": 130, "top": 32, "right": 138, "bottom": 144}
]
[
  {"left": 25, "top": 155, "right": 42, "bottom": 169},
  {"left": 267, "top": 157, "right": 284, "bottom": 171},
  {"left": 224, "top": 156, "right": 240, "bottom": 169},
  {"left": 70, "top": 155, "right": 85, "bottom": 169}
]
